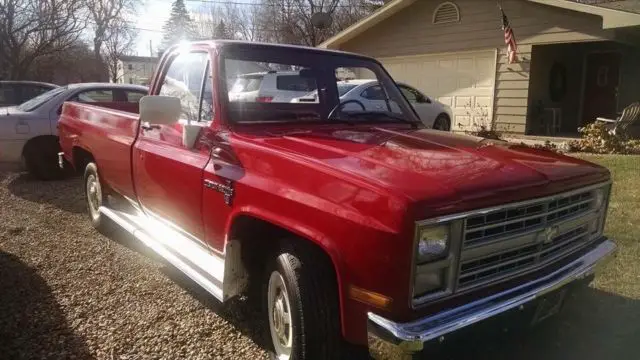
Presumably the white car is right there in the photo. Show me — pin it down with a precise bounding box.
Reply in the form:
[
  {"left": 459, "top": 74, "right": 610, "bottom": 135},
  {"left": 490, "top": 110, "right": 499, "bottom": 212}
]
[
  {"left": 0, "top": 83, "right": 147, "bottom": 179},
  {"left": 293, "top": 79, "right": 453, "bottom": 131},
  {"left": 228, "top": 71, "right": 318, "bottom": 103}
]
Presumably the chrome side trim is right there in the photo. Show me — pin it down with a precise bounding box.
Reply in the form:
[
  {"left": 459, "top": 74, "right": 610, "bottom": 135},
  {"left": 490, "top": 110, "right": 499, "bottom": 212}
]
[
  {"left": 99, "top": 206, "right": 226, "bottom": 301},
  {"left": 370, "top": 238, "right": 616, "bottom": 351}
]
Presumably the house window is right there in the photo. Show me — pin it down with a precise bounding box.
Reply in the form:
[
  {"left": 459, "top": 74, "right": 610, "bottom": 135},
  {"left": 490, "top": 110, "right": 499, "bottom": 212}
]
[
  {"left": 433, "top": 2, "right": 460, "bottom": 24},
  {"left": 128, "top": 64, "right": 133, "bottom": 70}
]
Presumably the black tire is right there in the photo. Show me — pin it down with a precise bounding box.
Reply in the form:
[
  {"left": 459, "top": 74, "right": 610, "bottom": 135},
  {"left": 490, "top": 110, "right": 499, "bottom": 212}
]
[
  {"left": 263, "top": 241, "right": 343, "bottom": 360},
  {"left": 433, "top": 114, "right": 451, "bottom": 131},
  {"left": 23, "top": 137, "right": 66, "bottom": 180},
  {"left": 83, "top": 162, "right": 113, "bottom": 235}
]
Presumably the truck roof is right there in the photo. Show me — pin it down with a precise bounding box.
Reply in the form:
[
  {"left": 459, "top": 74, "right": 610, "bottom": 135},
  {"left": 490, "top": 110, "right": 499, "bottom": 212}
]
[{"left": 171, "top": 40, "right": 376, "bottom": 62}]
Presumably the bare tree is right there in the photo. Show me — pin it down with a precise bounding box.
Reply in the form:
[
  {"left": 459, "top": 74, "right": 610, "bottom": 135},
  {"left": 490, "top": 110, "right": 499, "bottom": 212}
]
[
  {"left": 193, "top": 0, "right": 382, "bottom": 45},
  {"left": 253, "top": 0, "right": 383, "bottom": 46},
  {"left": 84, "top": 0, "right": 139, "bottom": 80},
  {"left": 223, "top": 3, "right": 264, "bottom": 42},
  {"left": 194, "top": 2, "right": 262, "bottom": 41},
  {"left": 31, "top": 41, "right": 104, "bottom": 83},
  {"left": 0, "top": 0, "right": 85, "bottom": 79},
  {"left": 102, "top": 20, "right": 138, "bottom": 83}
]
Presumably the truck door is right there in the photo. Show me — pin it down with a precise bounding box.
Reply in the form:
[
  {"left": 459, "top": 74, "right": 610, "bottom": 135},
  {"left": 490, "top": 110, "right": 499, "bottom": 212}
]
[{"left": 132, "top": 51, "right": 212, "bottom": 242}]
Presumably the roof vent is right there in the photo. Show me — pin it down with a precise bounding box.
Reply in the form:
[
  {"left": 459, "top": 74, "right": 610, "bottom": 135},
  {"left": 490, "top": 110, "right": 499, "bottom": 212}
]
[{"left": 433, "top": 2, "right": 460, "bottom": 24}]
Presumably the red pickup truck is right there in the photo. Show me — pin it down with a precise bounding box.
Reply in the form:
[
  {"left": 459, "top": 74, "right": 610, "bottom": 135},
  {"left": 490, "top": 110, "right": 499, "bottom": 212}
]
[{"left": 58, "top": 41, "right": 617, "bottom": 359}]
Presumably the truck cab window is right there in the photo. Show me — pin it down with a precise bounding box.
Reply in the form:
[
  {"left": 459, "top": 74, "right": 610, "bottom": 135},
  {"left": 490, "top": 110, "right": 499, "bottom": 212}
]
[{"left": 158, "top": 52, "right": 209, "bottom": 122}]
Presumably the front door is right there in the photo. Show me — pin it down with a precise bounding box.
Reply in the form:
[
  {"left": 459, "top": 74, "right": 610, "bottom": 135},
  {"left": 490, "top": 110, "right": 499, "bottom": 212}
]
[
  {"left": 132, "top": 51, "right": 212, "bottom": 242},
  {"left": 582, "top": 52, "right": 621, "bottom": 124}
]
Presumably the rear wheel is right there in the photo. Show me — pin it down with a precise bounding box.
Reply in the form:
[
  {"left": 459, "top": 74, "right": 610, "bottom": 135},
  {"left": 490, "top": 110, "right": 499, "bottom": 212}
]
[
  {"left": 433, "top": 114, "right": 451, "bottom": 131},
  {"left": 23, "top": 137, "right": 66, "bottom": 180},
  {"left": 84, "top": 162, "right": 113, "bottom": 235},
  {"left": 264, "top": 241, "right": 343, "bottom": 360}
]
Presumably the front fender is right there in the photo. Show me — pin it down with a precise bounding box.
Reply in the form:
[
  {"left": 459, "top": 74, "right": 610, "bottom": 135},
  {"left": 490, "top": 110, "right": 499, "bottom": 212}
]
[{"left": 224, "top": 200, "right": 412, "bottom": 345}]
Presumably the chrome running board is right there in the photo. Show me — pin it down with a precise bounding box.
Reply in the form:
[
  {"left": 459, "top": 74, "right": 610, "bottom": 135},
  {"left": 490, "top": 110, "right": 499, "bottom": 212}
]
[{"left": 99, "top": 206, "right": 225, "bottom": 301}]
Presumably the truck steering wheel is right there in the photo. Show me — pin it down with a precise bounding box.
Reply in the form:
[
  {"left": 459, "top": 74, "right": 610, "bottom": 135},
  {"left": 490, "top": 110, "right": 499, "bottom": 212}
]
[{"left": 327, "top": 99, "right": 366, "bottom": 120}]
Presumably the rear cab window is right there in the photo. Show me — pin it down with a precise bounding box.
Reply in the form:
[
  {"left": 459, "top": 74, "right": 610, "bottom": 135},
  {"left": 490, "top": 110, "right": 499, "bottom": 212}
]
[
  {"left": 230, "top": 75, "right": 263, "bottom": 93},
  {"left": 276, "top": 75, "right": 317, "bottom": 92}
]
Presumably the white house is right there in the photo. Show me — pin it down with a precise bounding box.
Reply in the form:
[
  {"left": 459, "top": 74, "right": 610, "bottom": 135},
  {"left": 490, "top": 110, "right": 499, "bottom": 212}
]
[
  {"left": 115, "top": 56, "right": 158, "bottom": 86},
  {"left": 320, "top": 0, "right": 640, "bottom": 137}
]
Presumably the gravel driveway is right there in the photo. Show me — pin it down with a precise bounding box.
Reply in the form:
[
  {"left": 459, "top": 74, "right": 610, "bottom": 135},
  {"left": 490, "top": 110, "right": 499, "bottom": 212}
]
[{"left": 0, "top": 167, "right": 268, "bottom": 360}]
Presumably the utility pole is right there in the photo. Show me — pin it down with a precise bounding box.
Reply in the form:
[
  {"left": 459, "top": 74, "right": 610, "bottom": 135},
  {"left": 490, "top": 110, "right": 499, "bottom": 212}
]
[{"left": 149, "top": 40, "right": 153, "bottom": 57}]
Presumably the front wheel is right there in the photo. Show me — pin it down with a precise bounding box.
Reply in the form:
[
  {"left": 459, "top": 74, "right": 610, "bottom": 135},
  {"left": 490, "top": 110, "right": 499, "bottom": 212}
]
[{"left": 264, "top": 242, "right": 343, "bottom": 360}]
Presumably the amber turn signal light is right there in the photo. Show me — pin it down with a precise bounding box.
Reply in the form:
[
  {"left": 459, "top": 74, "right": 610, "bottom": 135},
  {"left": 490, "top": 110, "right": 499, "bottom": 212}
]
[{"left": 348, "top": 285, "right": 393, "bottom": 310}]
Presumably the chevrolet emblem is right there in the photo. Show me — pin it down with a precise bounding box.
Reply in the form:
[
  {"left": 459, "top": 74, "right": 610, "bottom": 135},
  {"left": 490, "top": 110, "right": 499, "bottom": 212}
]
[{"left": 543, "top": 226, "right": 560, "bottom": 244}]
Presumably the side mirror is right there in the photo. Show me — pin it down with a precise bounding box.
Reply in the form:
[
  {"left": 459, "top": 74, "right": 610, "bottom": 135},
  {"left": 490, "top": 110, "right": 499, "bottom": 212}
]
[{"left": 139, "top": 95, "right": 181, "bottom": 126}]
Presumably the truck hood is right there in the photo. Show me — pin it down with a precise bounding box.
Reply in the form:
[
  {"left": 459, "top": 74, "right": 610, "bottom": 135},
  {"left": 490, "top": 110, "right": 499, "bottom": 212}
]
[{"left": 238, "top": 126, "right": 609, "bottom": 211}]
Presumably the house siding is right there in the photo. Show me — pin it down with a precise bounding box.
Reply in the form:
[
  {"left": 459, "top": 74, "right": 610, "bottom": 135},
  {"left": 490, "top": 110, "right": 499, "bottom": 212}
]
[{"left": 340, "top": 0, "right": 615, "bottom": 133}]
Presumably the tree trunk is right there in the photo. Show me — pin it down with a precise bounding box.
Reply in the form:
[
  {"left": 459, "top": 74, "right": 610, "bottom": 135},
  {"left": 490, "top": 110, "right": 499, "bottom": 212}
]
[{"left": 93, "top": 38, "right": 108, "bottom": 81}]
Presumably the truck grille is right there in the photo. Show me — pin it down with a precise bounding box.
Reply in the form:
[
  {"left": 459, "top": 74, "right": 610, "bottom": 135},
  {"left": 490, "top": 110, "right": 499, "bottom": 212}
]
[
  {"left": 459, "top": 225, "right": 589, "bottom": 288},
  {"left": 458, "top": 189, "right": 596, "bottom": 289},
  {"left": 464, "top": 190, "right": 593, "bottom": 247}
]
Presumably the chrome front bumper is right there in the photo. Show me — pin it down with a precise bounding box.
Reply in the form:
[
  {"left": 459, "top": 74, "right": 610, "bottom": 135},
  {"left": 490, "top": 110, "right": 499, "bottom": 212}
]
[{"left": 368, "top": 239, "right": 617, "bottom": 359}]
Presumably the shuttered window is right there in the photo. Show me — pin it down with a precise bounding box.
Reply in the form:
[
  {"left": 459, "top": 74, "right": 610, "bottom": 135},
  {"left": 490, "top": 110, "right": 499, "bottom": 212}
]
[{"left": 433, "top": 2, "right": 460, "bottom": 24}]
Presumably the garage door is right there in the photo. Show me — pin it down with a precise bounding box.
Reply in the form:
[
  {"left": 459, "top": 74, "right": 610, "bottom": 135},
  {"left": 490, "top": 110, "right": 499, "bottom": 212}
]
[{"left": 380, "top": 50, "right": 497, "bottom": 131}]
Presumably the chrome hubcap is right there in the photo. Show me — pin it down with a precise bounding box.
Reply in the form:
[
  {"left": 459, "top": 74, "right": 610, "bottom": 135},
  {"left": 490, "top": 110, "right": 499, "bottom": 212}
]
[
  {"left": 268, "top": 271, "right": 292, "bottom": 359},
  {"left": 86, "top": 174, "right": 101, "bottom": 221}
]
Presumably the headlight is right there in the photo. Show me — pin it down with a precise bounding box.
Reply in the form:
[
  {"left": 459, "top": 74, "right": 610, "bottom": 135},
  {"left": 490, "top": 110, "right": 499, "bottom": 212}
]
[{"left": 416, "top": 225, "right": 450, "bottom": 263}]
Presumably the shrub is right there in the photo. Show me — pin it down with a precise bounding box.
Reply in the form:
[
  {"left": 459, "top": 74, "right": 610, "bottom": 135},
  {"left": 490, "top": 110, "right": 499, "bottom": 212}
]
[
  {"left": 458, "top": 102, "right": 504, "bottom": 139},
  {"left": 569, "top": 122, "right": 640, "bottom": 154},
  {"left": 471, "top": 125, "right": 503, "bottom": 140}
]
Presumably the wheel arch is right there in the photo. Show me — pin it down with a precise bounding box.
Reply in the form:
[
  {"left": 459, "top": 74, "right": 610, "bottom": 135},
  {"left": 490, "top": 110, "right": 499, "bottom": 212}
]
[
  {"left": 21, "top": 134, "right": 59, "bottom": 156},
  {"left": 224, "top": 210, "right": 348, "bottom": 336},
  {"left": 71, "top": 145, "right": 95, "bottom": 173}
]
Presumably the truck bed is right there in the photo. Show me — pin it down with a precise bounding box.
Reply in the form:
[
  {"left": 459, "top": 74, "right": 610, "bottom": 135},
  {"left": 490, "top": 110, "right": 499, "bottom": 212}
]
[{"left": 58, "top": 101, "right": 140, "bottom": 200}]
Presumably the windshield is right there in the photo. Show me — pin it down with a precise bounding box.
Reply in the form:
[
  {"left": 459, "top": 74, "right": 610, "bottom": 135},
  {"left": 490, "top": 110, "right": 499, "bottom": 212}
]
[
  {"left": 17, "top": 86, "right": 66, "bottom": 112},
  {"left": 221, "top": 45, "right": 418, "bottom": 125}
]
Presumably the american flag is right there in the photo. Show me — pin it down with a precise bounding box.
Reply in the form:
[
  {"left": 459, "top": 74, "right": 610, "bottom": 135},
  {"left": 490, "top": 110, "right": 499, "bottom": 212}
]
[{"left": 500, "top": 6, "right": 518, "bottom": 64}]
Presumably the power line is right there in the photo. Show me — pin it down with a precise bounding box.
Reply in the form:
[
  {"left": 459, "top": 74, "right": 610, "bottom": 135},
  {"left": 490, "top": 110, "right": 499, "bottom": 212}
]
[{"left": 185, "top": 0, "right": 382, "bottom": 9}]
